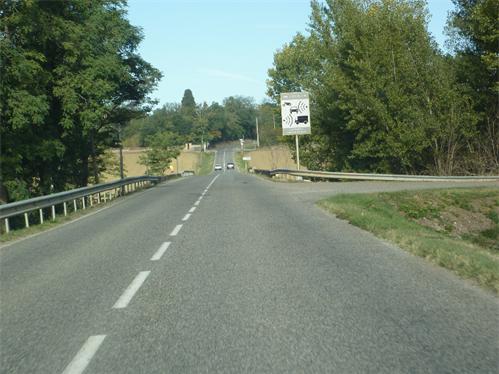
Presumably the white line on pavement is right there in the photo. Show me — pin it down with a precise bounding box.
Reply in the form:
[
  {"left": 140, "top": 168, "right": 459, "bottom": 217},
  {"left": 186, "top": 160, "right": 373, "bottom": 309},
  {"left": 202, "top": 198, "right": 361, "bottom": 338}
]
[
  {"left": 182, "top": 213, "right": 191, "bottom": 221},
  {"left": 151, "top": 242, "right": 171, "bottom": 261},
  {"left": 61, "top": 335, "right": 106, "bottom": 374},
  {"left": 112, "top": 271, "right": 151, "bottom": 309},
  {"left": 189, "top": 207, "right": 196, "bottom": 213},
  {"left": 170, "top": 224, "right": 183, "bottom": 236},
  {"left": 194, "top": 200, "right": 200, "bottom": 206}
]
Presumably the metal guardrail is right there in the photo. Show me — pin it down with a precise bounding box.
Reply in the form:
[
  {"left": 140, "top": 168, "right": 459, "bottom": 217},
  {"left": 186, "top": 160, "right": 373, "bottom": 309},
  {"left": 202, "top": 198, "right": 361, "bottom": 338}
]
[
  {"left": 253, "top": 169, "right": 499, "bottom": 182},
  {"left": 0, "top": 174, "right": 180, "bottom": 233}
]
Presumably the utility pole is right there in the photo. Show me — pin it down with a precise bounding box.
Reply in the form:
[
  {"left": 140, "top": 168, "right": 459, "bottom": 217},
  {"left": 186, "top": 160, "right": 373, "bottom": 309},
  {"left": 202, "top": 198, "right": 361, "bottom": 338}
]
[
  {"left": 256, "top": 117, "right": 260, "bottom": 148},
  {"left": 118, "top": 124, "right": 125, "bottom": 195}
]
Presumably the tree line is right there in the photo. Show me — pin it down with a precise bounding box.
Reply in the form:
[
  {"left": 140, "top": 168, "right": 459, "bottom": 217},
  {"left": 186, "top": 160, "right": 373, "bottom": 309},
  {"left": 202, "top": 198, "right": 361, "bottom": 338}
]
[
  {"left": 267, "top": 0, "right": 497, "bottom": 175},
  {"left": 1, "top": 0, "right": 161, "bottom": 203},
  {"left": 125, "top": 89, "right": 281, "bottom": 175}
]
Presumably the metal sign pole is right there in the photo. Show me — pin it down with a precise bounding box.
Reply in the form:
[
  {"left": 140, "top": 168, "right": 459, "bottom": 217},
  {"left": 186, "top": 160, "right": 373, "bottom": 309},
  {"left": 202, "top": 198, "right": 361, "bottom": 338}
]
[{"left": 295, "top": 134, "right": 300, "bottom": 170}]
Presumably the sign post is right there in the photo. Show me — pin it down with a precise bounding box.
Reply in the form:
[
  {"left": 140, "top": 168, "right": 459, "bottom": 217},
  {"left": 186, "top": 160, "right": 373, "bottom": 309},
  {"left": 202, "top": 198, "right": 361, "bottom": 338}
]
[
  {"left": 280, "top": 92, "right": 311, "bottom": 170},
  {"left": 295, "top": 134, "right": 300, "bottom": 170}
]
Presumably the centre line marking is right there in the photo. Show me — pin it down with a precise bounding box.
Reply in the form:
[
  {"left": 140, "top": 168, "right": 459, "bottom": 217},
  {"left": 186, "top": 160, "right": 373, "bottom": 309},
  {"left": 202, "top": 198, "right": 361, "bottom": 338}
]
[
  {"left": 61, "top": 335, "right": 106, "bottom": 374},
  {"left": 112, "top": 271, "right": 150, "bottom": 309},
  {"left": 182, "top": 213, "right": 191, "bottom": 221},
  {"left": 170, "top": 224, "right": 183, "bottom": 236},
  {"left": 194, "top": 200, "right": 200, "bottom": 206},
  {"left": 189, "top": 207, "right": 196, "bottom": 213},
  {"left": 151, "top": 242, "right": 171, "bottom": 261}
]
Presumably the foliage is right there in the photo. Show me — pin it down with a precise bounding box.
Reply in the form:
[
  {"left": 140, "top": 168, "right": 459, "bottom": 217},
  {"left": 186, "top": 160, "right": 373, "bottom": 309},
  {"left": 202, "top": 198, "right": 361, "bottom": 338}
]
[
  {"left": 447, "top": 0, "right": 499, "bottom": 172},
  {"left": 139, "top": 131, "right": 183, "bottom": 175},
  {"left": 124, "top": 90, "right": 265, "bottom": 146},
  {"left": 0, "top": 0, "right": 161, "bottom": 202},
  {"left": 267, "top": 0, "right": 492, "bottom": 175}
]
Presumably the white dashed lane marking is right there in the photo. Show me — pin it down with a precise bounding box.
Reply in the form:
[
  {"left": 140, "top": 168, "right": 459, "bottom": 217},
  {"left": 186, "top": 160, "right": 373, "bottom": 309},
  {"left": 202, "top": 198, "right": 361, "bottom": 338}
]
[
  {"left": 151, "top": 242, "right": 171, "bottom": 261},
  {"left": 112, "top": 271, "right": 151, "bottom": 309},
  {"left": 170, "top": 224, "right": 183, "bottom": 236},
  {"left": 61, "top": 335, "right": 106, "bottom": 374},
  {"left": 182, "top": 214, "right": 191, "bottom": 221}
]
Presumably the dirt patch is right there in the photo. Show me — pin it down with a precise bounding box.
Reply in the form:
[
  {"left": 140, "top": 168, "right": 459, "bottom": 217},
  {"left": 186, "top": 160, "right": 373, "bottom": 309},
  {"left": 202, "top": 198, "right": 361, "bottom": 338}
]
[
  {"left": 418, "top": 207, "right": 495, "bottom": 236},
  {"left": 392, "top": 189, "right": 499, "bottom": 251}
]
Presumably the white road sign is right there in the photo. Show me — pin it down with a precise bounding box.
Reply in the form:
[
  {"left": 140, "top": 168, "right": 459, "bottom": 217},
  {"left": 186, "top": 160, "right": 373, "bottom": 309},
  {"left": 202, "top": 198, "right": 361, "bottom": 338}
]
[
  {"left": 242, "top": 156, "right": 251, "bottom": 161},
  {"left": 280, "top": 92, "right": 311, "bottom": 136}
]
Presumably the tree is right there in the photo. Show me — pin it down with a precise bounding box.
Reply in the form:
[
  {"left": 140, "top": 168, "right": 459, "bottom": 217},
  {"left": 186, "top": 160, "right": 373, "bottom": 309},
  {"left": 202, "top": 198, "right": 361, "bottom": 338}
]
[
  {"left": 178, "top": 89, "right": 196, "bottom": 137},
  {"left": 447, "top": 0, "right": 498, "bottom": 172},
  {"left": 139, "top": 131, "right": 183, "bottom": 175},
  {"left": 0, "top": 0, "right": 161, "bottom": 201},
  {"left": 267, "top": 0, "right": 479, "bottom": 174}
]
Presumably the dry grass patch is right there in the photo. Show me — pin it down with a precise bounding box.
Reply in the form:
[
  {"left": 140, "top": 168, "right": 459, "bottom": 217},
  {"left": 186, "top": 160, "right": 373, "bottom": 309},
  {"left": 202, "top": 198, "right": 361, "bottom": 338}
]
[
  {"left": 247, "top": 145, "right": 298, "bottom": 170},
  {"left": 102, "top": 149, "right": 203, "bottom": 181}
]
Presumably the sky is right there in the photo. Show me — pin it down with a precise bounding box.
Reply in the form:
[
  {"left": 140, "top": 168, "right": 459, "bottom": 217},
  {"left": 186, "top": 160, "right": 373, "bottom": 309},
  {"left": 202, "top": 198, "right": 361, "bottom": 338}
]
[{"left": 127, "top": 0, "right": 455, "bottom": 107}]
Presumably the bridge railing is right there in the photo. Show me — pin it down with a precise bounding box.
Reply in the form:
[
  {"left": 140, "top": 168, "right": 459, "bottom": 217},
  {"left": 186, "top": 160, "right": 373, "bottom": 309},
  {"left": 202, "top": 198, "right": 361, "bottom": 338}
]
[
  {"left": 0, "top": 174, "right": 180, "bottom": 234},
  {"left": 253, "top": 168, "right": 499, "bottom": 182}
]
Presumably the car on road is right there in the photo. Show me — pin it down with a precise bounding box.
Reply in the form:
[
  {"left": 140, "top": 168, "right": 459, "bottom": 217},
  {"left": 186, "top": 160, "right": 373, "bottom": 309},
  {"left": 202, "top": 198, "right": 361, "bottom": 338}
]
[
  {"left": 226, "top": 162, "right": 234, "bottom": 170},
  {"left": 214, "top": 164, "right": 222, "bottom": 171}
]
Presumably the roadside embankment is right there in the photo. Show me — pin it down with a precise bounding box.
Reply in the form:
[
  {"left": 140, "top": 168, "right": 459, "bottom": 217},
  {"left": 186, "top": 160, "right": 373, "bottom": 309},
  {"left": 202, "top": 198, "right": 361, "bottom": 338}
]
[{"left": 318, "top": 188, "right": 499, "bottom": 293}]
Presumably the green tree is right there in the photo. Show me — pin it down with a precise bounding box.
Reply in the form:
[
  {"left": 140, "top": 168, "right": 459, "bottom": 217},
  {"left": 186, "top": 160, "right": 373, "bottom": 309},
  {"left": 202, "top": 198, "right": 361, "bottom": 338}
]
[
  {"left": 267, "top": 0, "right": 478, "bottom": 174},
  {"left": 139, "top": 131, "right": 183, "bottom": 175},
  {"left": 447, "top": 0, "right": 498, "bottom": 172},
  {"left": 0, "top": 0, "right": 161, "bottom": 201}
]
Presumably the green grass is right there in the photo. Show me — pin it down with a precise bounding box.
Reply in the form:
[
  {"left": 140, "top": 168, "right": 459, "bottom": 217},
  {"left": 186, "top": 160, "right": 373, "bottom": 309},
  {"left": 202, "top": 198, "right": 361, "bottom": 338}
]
[
  {"left": 318, "top": 188, "right": 499, "bottom": 293},
  {"left": 196, "top": 151, "right": 215, "bottom": 176},
  {"left": 1, "top": 203, "right": 104, "bottom": 244},
  {"left": 234, "top": 151, "right": 247, "bottom": 172}
]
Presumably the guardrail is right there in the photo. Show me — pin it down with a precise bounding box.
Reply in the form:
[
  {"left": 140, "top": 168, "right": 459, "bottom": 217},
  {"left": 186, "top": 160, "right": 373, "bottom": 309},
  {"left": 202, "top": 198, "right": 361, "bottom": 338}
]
[
  {"left": 253, "top": 168, "right": 499, "bottom": 182},
  {"left": 0, "top": 174, "right": 180, "bottom": 234}
]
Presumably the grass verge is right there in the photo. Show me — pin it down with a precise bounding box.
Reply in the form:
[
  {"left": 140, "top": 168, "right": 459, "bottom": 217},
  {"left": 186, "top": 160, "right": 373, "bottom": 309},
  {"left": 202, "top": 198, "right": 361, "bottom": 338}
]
[
  {"left": 0, "top": 203, "right": 106, "bottom": 245},
  {"left": 234, "top": 151, "right": 247, "bottom": 172},
  {"left": 318, "top": 188, "right": 499, "bottom": 293},
  {"left": 197, "top": 151, "right": 215, "bottom": 176}
]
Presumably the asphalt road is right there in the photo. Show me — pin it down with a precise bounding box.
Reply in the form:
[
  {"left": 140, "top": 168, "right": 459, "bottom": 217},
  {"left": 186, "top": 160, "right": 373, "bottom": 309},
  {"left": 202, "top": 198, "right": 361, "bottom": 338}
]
[{"left": 1, "top": 151, "right": 498, "bottom": 373}]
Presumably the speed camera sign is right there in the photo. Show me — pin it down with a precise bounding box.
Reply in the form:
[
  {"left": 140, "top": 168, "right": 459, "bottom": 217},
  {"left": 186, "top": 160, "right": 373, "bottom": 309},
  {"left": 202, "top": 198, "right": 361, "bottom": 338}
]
[{"left": 280, "top": 92, "right": 311, "bottom": 136}]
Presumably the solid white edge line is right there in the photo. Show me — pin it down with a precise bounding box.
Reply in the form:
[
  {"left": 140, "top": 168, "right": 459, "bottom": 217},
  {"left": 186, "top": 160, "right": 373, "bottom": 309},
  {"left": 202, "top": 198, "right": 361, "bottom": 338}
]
[
  {"left": 182, "top": 213, "right": 191, "bottom": 221},
  {"left": 112, "top": 271, "right": 151, "bottom": 309},
  {"left": 151, "top": 242, "right": 171, "bottom": 261},
  {"left": 61, "top": 335, "right": 106, "bottom": 374},
  {"left": 170, "top": 224, "right": 183, "bottom": 236},
  {"left": 189, "top": 207, "right": 196, "bottom": 213}
]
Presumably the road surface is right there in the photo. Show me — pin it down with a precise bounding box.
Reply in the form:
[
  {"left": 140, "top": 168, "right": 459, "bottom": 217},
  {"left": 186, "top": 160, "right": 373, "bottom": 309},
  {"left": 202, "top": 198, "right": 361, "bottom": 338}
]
[{"left": 1, "top": 149, "right": 498, "bottom": 373}]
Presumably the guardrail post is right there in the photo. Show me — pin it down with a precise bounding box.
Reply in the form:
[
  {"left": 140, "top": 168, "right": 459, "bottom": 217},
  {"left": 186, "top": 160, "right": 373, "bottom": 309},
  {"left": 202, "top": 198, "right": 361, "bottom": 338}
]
[
  {"left": 97, "top": 193, "right": 101, "bottom": 204},
  {"left": 73, "top": 199, "right": 77, "bottom": 212},
  {"left": 64, "top": 202, "right": 68, "bottom": 216},
  {"left": 4, "top": 218, "right": 10, "bottom": 233},
  {"left": 39, "top": 209, "right": 44, "bottom": 224},
  {"left": 25, "top": 213, "right": 29, "bottom": 228},
  {"left": 103, "top": 192, "right": 107, "bottom": 202},
  {"left": 51, "top": 205, "right": 56, "bottom": 220},
  {"left": 82, "top": 197, "right": 86, "bottom": 210},
  {"left": 90, "top": 195, "right": 93, "bottom": 207}
]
